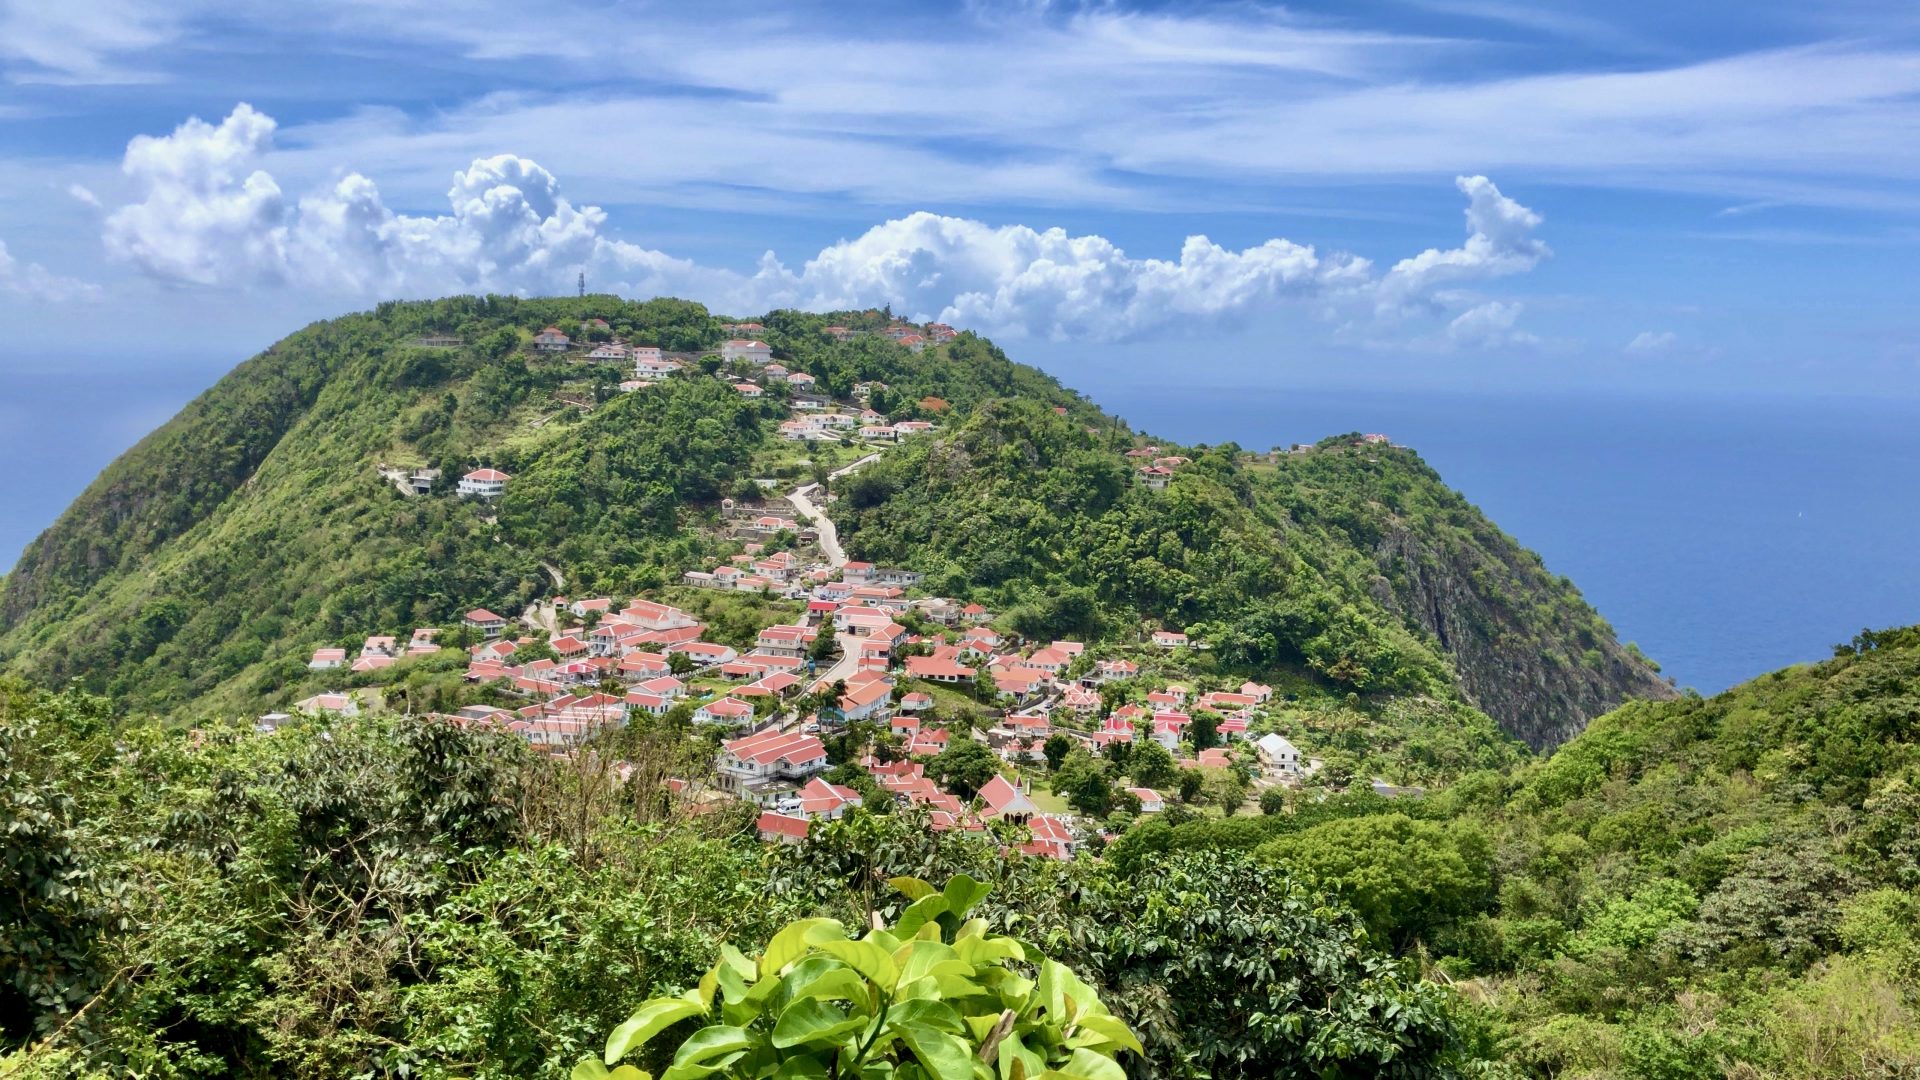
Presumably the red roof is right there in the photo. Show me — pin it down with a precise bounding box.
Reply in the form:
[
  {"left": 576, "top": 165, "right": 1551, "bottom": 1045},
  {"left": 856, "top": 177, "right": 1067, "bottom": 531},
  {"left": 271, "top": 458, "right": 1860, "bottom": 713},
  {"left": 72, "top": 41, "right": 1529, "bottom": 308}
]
[
  {"left": 465, "top": 608, "right": 505, "bottom": 622},
  {"left": 757, "top": 811, "right": 811, "bottom": 840},
  {"left": 463, "top": 468, "right": 510, "bottom": 482}
]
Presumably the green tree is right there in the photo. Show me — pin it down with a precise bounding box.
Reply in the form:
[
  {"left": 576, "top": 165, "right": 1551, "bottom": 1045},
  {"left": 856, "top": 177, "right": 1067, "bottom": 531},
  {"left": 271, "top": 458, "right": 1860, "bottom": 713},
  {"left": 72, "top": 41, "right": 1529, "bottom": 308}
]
[
  {"left": 1129, "top": 739, "right": 1178, "bottom": 789},
  {"left": 1259, "top": 786, "right": 1288, "bottom": 816},
  {"left": 1042, "top": 732, "right": 1073, "bottom": 773},
  {"left": 1053, "top": 750, "right": 1116, "bottom": 817},
  {"left": 1256, "top": 813, "right": 1491, "bottom": 949},
  {"left": 1177, "top": 768, "right": 1205, "bottom": 805},
  {"left": 927, "top": 739, "right": 1000, "bottom": 800}
]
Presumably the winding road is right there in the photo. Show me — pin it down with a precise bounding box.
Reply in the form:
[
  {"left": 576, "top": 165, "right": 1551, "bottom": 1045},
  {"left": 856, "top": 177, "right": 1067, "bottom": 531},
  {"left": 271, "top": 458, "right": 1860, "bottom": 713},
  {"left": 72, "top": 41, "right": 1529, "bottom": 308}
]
[{"left": 786, "top": 453, "right": 881, "bottom": 696}]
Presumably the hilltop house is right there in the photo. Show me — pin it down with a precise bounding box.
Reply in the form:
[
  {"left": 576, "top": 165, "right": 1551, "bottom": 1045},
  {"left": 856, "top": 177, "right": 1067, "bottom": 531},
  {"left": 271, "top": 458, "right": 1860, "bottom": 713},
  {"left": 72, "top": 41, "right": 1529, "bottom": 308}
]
[
  {"left": 533, "top": 326, "right": 571, "bottom": 351},
  {"left": 308, "top": 647, "right": 346, "bottom": 670},
  {"left": 458, "top": 469, "right": 510, "bottom": 498}
]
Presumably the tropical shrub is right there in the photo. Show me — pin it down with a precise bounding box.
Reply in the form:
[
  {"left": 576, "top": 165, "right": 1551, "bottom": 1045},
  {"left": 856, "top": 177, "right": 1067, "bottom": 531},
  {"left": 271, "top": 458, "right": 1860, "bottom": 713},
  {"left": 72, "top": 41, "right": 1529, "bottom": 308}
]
[{"left": 582, "top": 874, "right": 1138, "bottom": 1080}]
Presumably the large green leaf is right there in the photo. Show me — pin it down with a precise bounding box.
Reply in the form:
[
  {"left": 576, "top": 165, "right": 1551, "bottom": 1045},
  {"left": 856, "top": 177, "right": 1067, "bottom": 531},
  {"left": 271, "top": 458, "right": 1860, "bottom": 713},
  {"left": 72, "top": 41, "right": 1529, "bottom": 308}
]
[
  {"left": 891, "top": 1020, "right": 975, "bottom": 1080},
  {"left": 605, "top": 997, "right": 707, "bottom": 1065},
  {"left": 898, "top": 940, "right": 966, "bottom": 986},
  {"left": 804, "top": 925, "right": 900, "bottom": 990},
  {"left": 762, "top": 917, "right": 840, "bottom": 976},
  {"left": 772, "top": 997, "right": 871, "bottom": 1049},
  {"left": 1065, "top": 1014, "right": 1142, "bottom": 1055},
  {"left": 1036, "top": 1049, "right": 1126, "bottom": 1080},
  {"left": 785, "top": 957, "right": 871, "bottom": 1007},
  {"left": 890, "top": 876, "right": 939, "bottom": 901},
  {"left": 886, "top": 997, "right": 967, "bottom": 1035},
  {"left": 660, "top": 1024, "right": 755, "bottom": 1080},
  {"left": 894, "top": 894, "right": 952, "bottom": 939},
  {"left": 941, "top": 875, "right": 992, "bottom": 920}
]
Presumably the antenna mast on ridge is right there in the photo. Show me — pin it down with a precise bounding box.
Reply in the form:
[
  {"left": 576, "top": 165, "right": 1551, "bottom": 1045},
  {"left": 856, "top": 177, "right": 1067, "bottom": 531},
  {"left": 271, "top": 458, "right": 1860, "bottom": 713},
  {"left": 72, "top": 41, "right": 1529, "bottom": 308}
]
[{"left": 577, "top": 271, "right": 586, "bottom": 298}]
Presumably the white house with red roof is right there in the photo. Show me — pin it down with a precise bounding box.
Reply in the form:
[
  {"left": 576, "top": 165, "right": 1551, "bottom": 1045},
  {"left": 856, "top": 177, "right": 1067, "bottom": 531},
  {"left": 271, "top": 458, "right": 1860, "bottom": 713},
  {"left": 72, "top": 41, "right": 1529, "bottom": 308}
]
[
  {"left": 458, "top": 469, "right": 510, "bottom": 498},
  {"left": 837, "top": 677, "right": 894, "bottom": 722},
  {"left": 1152, "top": 630, "right": 1190, "bottom": 649},
  {"left": 308, "top": 647, "right": 347, "bottom": 670},
  {"left": 719, "top": 728, "right": 829, "bottom": 792},
  {"left": 463, "top": 608, "right": 507, "bottom": 636},
  {"left": 905, "top": 655, "right": 975, "bottom": 683},
  {"left": 1128, "top": 788, "right": 1167, "bottom": 813},
  {"left": 533, "top": 326, "right": 571, "bottom": 351},
  {"left": 976, "top": 775, "right": 1038, "bottom": 824},
  {"left": 694, "top": 697, "right": 756, "bottom": 725},
  {"left": 796, "top": 776, "right": 862, "bottom": 819},
  {"left": 722, "top": 339, "right": 773, "bottom": 364},
  {"left": 1020, "top": 815, "right": 1076, "bottom": 860},
  {"left": 733, "top": 382, "right": 764, "bottom": 398}
]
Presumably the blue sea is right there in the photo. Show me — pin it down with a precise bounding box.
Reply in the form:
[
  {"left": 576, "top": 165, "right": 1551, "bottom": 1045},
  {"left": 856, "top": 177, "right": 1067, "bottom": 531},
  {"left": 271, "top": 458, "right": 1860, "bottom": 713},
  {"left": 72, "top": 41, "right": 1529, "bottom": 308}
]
[
  {"left": 3, "top": 363, "right": 1917, "bottom": 694},
  {"left": 1078, "top": 383, "right": 1920, "bottom": 694}
]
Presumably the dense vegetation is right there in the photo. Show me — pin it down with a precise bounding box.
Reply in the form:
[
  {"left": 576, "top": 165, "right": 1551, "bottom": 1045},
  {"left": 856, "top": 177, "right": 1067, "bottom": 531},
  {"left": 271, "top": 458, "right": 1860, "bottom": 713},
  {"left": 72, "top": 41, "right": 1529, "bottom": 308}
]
[
  {"left": 1105, "top": 625, "right": 1920, "bottom": 1077},
  {"left": 0, "top": 679, "right": 1469, "bottom": 1079},
  {"left": 12, "top": 626, "right": 1916, "bottom": 1077},
  {"left": 833, "top": 399, "right": 1668, "bottom": 749}
]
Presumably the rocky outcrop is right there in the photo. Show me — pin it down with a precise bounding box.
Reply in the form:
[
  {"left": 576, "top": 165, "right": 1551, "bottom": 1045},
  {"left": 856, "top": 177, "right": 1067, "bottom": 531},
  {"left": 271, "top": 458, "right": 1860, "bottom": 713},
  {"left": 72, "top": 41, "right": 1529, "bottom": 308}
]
[{"left": 1372, "top": 525, "right": 1675, "bottom": 751}]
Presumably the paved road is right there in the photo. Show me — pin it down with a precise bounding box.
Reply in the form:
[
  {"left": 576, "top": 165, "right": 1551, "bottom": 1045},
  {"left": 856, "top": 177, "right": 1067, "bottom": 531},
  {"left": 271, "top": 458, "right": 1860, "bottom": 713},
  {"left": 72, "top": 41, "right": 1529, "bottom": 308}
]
[{"left": 786, "top": 453, "right": 882, "bottom": 698}]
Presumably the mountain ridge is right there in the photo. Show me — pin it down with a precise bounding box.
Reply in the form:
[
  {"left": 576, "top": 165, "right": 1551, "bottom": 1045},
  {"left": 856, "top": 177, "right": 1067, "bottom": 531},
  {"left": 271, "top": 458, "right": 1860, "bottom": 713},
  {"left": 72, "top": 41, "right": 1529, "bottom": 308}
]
[{"left": 0, "top": 296, "right": 1667, "bottom": 746}]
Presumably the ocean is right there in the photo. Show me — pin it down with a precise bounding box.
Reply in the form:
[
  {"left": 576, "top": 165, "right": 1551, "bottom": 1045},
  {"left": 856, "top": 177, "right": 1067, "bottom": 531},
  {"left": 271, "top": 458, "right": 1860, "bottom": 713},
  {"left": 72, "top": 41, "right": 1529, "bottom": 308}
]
[
  {"left": 3, "top": 365, "right": 1916, "bottom": 694},
  {"left": 1076, "top": 382, "right": 1920, "bottom": 694}
]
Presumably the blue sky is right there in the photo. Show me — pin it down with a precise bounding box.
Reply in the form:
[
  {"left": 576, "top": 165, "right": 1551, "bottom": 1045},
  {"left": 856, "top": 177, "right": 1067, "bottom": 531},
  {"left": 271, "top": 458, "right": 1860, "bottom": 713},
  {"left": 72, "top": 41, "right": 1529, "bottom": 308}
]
[{"left": 0, "top": 0, "right": 1917, "bottom": 394}]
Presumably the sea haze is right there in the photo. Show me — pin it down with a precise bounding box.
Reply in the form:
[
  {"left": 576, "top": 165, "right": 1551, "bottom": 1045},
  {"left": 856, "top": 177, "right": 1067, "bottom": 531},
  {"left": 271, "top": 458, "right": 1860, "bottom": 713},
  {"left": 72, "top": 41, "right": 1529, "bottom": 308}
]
[{"left": 3, "top": 358, "right": 1915, "bottom": 696}]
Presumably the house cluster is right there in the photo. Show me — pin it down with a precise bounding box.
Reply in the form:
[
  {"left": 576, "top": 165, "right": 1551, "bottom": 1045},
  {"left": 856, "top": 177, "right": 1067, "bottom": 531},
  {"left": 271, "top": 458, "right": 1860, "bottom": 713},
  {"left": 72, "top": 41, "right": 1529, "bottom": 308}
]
[
  {"left": 1125, "top": 447, "right": 1192, "bottom": 490},
  {"left": 756, "top": 762, "right": 1078, "bottom": 861},
  {"left": 309, "top": 628, "right": 443, "bottom": 674},
  {"left": 817, "top": 319, "right": 958, "bottom": 354}
]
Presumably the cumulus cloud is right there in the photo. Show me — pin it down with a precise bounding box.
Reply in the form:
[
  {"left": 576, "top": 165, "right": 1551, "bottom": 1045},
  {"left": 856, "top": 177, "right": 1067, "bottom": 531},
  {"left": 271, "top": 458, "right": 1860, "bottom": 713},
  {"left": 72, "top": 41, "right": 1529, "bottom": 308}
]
[
  {"left": 98, "top": 104, "right": 1550, "bottom": 342},
  {"left": 768, "top": 214, "right": 1371, "bottom": 340},
  {"left": 1446, "top": 300, "right": 1537, "bottom": 348},
  {"left": 1379, "top": 175, "right": 1549, "bottom": 314},
  {"left": 1626, "top": 329, "right": 1678, "bottom": 353},
  {"left": 67, "top": 183, "right": 102, "bottom": 208},
  {"left": 0, "top": 238, "right": 101, "bottom": 302}
]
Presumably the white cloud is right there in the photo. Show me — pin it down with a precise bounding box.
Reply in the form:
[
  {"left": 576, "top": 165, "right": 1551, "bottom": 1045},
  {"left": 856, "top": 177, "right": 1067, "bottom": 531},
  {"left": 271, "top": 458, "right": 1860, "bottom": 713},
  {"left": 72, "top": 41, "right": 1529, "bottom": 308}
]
[
  {"left": 103, "top": 103, "right": 289, "bottom": 285},
  {"left": 1447, "top": 300, "right": 1538, "bottom": 348},
  {"left": 1379, "top": 175, "right": 1549, "bottom": 313},
  {"left": 66, "top": 183, "right": 101, "bottom": 208},
  {"left": 1626, "top": 329, "right": 1678, "bottom": 353},
  {"left": 0, "top": 238, "right": 100, "bottom": 302},
  {"left": 97, "top": 104, "right": 1550, "bottom": 342},
  {"left": 0, "top": 0, "right": 176, "bottom": 83}
]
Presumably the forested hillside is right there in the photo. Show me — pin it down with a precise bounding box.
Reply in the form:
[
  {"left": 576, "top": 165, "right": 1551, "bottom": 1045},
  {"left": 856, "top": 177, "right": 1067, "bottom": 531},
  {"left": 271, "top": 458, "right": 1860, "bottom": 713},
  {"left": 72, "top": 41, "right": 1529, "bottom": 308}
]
[
  {"left": 833, "top": 399, "right": 1669, "bottom": 749},
  {"left": 0, "top": 299, "right": 1090, "bottom": 716},
  {"left": 1107, "top": 624, "right": 1920, "bottom": 1077},
  {"left": 0, "top": 296, "right": 1659, "bottom": 740}
]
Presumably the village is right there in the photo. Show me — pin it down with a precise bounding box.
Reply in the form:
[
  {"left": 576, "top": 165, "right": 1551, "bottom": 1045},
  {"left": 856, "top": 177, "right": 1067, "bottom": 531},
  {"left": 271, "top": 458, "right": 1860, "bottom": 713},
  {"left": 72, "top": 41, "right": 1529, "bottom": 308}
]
[{"left": 297, "top": 315, "right": 1345, "bottom": 860}]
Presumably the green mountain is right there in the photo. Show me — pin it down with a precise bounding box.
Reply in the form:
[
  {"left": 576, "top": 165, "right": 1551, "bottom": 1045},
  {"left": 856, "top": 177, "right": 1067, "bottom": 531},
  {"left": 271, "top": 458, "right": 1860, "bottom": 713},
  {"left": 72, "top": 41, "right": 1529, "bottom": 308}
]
[
  {"left": 0, "top": 296, "right": 1662, "bottom": 744},
  {"left": 832, "top": 398, "right": 1669, "bottom": 748}
]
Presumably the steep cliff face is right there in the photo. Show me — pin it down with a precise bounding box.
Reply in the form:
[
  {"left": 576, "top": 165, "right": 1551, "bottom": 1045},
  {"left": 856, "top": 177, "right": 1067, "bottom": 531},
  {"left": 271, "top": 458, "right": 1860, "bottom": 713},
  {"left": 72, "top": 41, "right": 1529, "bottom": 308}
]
[{"left": 1372, "top": 525, "right": 1674, "bottom": 750}]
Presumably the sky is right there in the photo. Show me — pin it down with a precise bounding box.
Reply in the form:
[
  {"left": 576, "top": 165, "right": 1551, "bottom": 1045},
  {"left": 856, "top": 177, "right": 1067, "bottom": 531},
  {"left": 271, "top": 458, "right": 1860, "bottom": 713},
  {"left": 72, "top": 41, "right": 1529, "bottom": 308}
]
[{"left": 0, "top": 0, "right": 1916, "bottom": 395}]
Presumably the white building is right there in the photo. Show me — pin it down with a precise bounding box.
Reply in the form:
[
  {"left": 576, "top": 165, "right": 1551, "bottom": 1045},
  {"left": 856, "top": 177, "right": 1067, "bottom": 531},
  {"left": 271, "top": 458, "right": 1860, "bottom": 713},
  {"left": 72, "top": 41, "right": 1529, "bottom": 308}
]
[
  {"left": 722, "top": 339, "right": 773, "bottom": 365},
  {"left": 458, "top": 468, "right": 510, "bottom": 498},
  {"left": 1255, "top": 733, "right": 1301, "bottom": 774}
]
